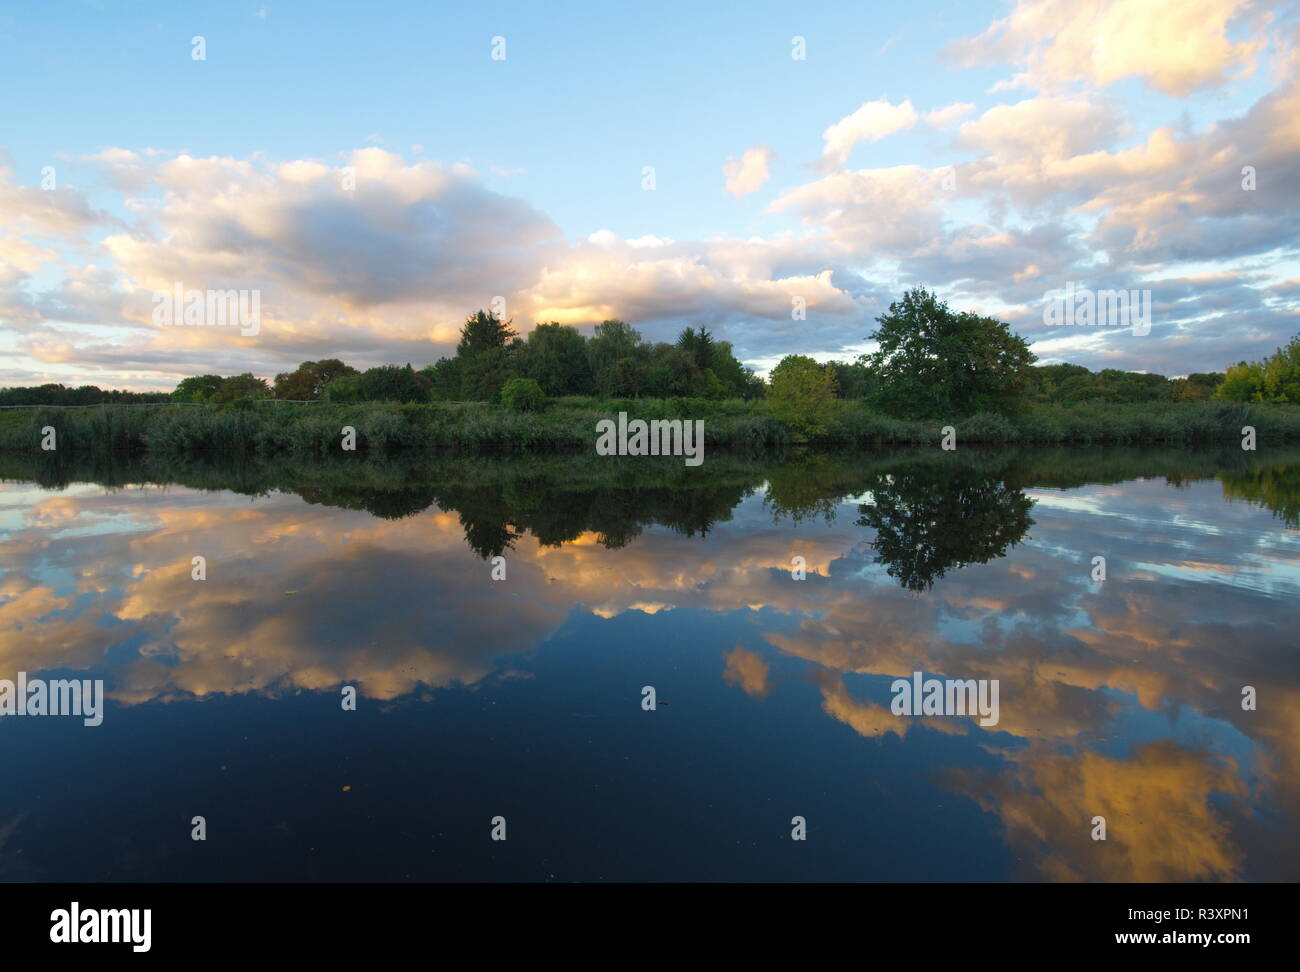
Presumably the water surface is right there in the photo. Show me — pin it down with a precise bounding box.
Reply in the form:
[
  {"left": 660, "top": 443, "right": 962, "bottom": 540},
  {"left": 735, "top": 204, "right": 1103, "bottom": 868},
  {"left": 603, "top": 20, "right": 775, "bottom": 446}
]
[{"left": 1, "top": 447, "right": 1297, "bottom": 881}]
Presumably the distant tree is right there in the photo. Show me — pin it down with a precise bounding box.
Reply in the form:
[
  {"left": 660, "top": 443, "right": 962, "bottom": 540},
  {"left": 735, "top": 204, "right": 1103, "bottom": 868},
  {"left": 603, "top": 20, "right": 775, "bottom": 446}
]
[
  {"left": 323, "top": 373, "right": 362, "bottom": 403},
  {"left": 644, "top": 345, "right": 705, "bottom": 398},
  {"left": 603, "top": 356, "right": 647, "bottom": 398},
  {"left": 457, "top": 310, "right": 517, "bottom": 356},
  {"left": 865, "top": 287, "right": 1036, "bottom": 417},
  {"left": 676, "top": 326, "right": 716, "bottom": 373},
  {"left": 706, "top": 339, "right": 764, "bottom": 399},
  {"left": 1214, "top": 336, "right": 1300, "bottom": 404},
  {"left": 768, "top": 355, "right": 838, "bottom": 441},
  {"left": 356, "top": 364, "right": 431, "bottom": 403},
  {"left": 273, "top": 359, "right": 358, "bottom": 400},
  {"left": 171, "top": 375, "right": 226, "bottom": 403},
  {"left": 212, "top": 374, "right": 272, "bottom": 403},
  {"left": 458, "top": 346, "right": 516, "bottom": 402},
  {"left": 1033, "top": 363, "right": 1092, "bottom": 402},
  {"left": 514, "top": 323, "right": 593, "bottom": 396},
  {"left": 828, "top": 360, "right": 874, "bottom": 400},
  {"left": 586, "top": 319, "right": 644, "bottom": 384},
  {"left": 1216, "top": 361, "right": 1266, "bottom": 403},
  {"left": 0, "top": 384, "right": 169, "bottom": 405},
  {"left": 1171, "top": 372, "right": 1223, "bottom": 402},
  {"left": 421, "top": 358, "right": 463, "bottom": 401},
  {"left": 1262, "top": 335, "right": 1300, "bottom": 403}
]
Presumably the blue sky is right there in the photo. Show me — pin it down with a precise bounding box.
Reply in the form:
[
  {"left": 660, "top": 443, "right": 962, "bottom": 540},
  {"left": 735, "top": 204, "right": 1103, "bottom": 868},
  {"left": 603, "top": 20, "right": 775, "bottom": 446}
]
[{"left": 1, "top": 0, "right": 1298, "bottom": 388}]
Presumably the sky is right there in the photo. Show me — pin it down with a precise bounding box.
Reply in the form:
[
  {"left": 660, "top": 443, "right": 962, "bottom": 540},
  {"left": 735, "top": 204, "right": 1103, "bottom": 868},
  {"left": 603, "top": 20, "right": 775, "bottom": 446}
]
[{"left": 1, "top": 0, "right": 1298, "bottom": 390}]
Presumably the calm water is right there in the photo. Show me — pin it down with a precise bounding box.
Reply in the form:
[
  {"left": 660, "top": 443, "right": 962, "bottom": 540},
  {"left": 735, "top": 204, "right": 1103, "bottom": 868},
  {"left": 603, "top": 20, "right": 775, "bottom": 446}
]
[{"left": 1, "top": 447, "right": 1297, "bottom": 882}]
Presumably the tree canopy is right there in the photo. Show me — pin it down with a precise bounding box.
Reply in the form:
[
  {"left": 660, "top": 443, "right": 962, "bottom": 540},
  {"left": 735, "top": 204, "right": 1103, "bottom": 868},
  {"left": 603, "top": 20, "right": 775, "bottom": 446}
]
[{"left": 864, "top": 287, "right": 1037, "bottom": 418}]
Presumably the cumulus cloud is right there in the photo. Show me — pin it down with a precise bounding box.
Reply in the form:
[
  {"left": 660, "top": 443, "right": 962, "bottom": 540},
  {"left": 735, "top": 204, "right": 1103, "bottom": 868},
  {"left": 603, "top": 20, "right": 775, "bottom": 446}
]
[
  {"left": 723, "top": 145, "right": 775, "bottom": 197},
  {"left": 820, "top": 97, "right": 919, "bottom": 167},
  {"left": 946, "top": 0, "right": 1268, "bottom": 96},
  {"left": 923, "top": 102, "right": 976, "bottom": 128}
]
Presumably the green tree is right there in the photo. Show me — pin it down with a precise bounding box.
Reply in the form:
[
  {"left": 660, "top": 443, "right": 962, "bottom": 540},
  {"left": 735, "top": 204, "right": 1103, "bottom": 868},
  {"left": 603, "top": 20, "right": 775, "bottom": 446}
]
[
  {"left": 1262, "top": 335, "right": 1300, "bottom": 403},
  {"left": 1216, "top": 361, "right": 1266, "bottom": 402},
  {"left": 1171, "top": 372, "right": 1223, "bottom": 402},
  {"left": 865, "top": 287, "right": 1036, "bottom": 417},
  {"left": 676, "top": 326, "right": 716, "bottom": 373},
  {"left": 458, "top": 346, "right": 515, "bottom": 401},
  {"left": 644, "top": 345, "right": 705, "bottom": 398},
  {"left": 828, "top": 360, "right": 874, "bottom": 400},
  {"left": 501, "top": 377, "right": 546, "bottom": 412},
  {"left": 323, "top": 374, "right": 362, "bottom": 403},
  {"left": 514, "top": 322, "right": 593, "bottom": 396},
  {"left": 212, "top": 373, "right": 271, "bottom": 403},
  {"left": 273, "top": 359, "right": 358, "bottom": 400},
  {"left": 457, "top": 309, "right": 517, "bottom": 356},
  {"left": 707, "top": 339, "right": 764, "bottom": 399},
  {"left": 356, "top": 364, "right": 431, "bottom": 403},
  {"left": 421, "top": 358, "right": 463, "bottom": 401},
  {"left": 767, "top": 355, "right": 838, "bottom": 441},
  {"left": 171, "top": 374, "right": 225, "bottom": 402},
  {"left": 587, "top": 319, "right": 644, "bottom": 382},
  {"left": 604, "top": 356, "right": 647, "bottom": 398}
]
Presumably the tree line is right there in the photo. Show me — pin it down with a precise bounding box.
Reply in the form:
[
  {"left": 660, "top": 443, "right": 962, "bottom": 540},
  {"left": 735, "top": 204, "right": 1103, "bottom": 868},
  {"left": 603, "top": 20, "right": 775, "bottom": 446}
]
[
  {"left": 5, "top": 288, "right": 1296, "bottom": 413},
  {"left": 0, "top": 385, "right": 170, "bottom": 406}
]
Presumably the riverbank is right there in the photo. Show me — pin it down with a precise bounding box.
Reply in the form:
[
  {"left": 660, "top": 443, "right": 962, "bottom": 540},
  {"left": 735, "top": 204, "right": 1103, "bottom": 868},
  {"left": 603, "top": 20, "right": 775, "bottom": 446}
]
[{"left": 3, "top": 397, "right": 1299, "bottom": 456}]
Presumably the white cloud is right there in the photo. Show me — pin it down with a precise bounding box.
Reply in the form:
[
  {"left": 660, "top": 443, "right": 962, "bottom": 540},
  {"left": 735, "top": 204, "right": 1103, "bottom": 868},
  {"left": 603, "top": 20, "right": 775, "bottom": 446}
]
[
  {"left": 924, "top": 102, "right": 976, "bottom": 128},
  {"left": 723, "top": 145, "right": 774, "bottom": 197},
  {"left": 820, "top": 97, "right": 918, "bottom": 167},
  {"left": 947, "top": 0, "right": 1268, "bottom": 96}
]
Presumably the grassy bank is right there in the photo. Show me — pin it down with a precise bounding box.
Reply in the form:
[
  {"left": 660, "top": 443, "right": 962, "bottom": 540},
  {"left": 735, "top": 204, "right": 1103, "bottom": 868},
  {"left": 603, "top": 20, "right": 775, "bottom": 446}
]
[{"left": 3, "top": 397, "right": 1300, "bottom": 457}]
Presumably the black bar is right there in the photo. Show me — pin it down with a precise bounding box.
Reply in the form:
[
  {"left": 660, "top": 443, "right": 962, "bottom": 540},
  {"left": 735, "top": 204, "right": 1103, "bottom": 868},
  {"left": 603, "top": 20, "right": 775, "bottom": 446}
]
[{"left": 1, "top": 881, "right": 1282, "bottom": 957}]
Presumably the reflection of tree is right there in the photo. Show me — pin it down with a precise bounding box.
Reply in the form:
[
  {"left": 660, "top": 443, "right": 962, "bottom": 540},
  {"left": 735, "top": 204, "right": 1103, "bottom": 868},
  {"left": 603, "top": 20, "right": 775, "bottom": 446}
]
[
  {"left": 763, "top": 455, "right": 857, "bottom": 524},
  {"left": 1219, "top": 464, "right": 1300, "bottom": 528},
  {"left": 856, "top": 467, "right": 1034, "bottom": 591},
  {"left": 432, "top": 481, "right": 752, "bottom": 558},
  {"left": 297, "top": 486, "right": 438, "bottom": 520},
  {"left": 461, "top": 516, "right": 523, "bottom": 559}
]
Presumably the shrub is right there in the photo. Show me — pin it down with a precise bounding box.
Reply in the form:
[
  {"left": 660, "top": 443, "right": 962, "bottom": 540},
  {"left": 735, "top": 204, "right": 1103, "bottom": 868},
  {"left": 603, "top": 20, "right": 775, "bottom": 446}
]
[
  {"left": 767, "top": 355, "right": 838, "bottom": 441},
  {"left": 501, "top": 377, "right": 546, "bottom": 412}
]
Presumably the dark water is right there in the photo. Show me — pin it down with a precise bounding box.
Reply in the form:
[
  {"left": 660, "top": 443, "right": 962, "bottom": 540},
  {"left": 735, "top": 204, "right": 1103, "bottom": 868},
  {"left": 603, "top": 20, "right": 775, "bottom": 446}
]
[{"left": 1, "top": 447, "right": 1297, "bottom": 882}]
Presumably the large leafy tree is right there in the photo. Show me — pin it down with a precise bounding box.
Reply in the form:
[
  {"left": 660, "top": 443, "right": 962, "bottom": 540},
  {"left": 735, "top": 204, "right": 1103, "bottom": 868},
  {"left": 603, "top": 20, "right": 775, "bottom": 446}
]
[
  {"left": 420, "top": 358, "right": 463, "bottom": 401},
  {"left": 644, "top": 345, "right": 705, "bottom": 398},
  {"left": 587, "top": 320, "right": 644, "bottom": 377},
  {"left": 864, "top": 287, "right": 1036, "bottom": 417},
  {"left": 457, "top": 309, "right": 517, "bottom": 356},
  {"left": 767, "top": 354, "right": 838, "bottom": 440},
  {"left": 514, "top": 322, "right": 593, "bottom": 396},
  {"left": 212, "top": 373, "right": 272, "bottom": 402},
  {"left": 1219, "top": 334, "right": 1300, "bottom": 403},
  {"left": 273, "top": 359, "right": 358, "bottom": 400},
  {"left": 356, "top": 364, "right": 431, "bottom": 403},
  {"left": 707, "top": 339, "right": 764, "bottom": 399},
  {"left": 603, "top": 356, "right": 647, "bottom": 397},
  {"left": 171, "top": 374, "right": 226, "bottom": 402},
  {"left": 676, "top": 326, "right": 716, "bottom": 373},
  {"left": 451, "top": 310, "right": 521, "bottom": 401},
  {"left": 458, "top": 347, "right": 515, "bottom": 401}
]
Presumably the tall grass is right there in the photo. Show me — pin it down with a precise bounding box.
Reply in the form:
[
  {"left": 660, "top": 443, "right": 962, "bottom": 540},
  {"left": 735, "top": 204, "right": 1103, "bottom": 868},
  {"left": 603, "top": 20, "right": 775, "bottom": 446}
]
[{"left": 1, "top": 398, "right": 1297, "bottom": 457}]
